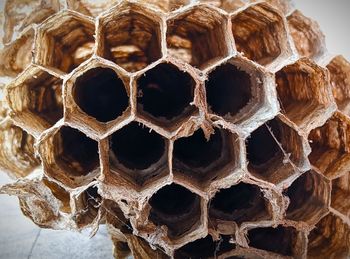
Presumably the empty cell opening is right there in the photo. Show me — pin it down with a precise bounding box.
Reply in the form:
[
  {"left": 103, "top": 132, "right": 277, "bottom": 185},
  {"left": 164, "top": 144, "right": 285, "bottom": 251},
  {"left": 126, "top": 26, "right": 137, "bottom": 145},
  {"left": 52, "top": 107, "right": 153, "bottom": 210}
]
[
  {"left": 285, "top": 171, "right": 329, "bottom": 223},
  {"left": 150, "top": 184, "right": 196, "bottom": 215},
  {"left": 174, "top": 235, "right": 235, "bottom": 259},
  {"left": 308, "top": 114, "right": 350, "bottom": 178},
  {"left": 209, "top": 183, "right": 269, "bottom": 223},
  {"left": 308, "top": 214, "right": 350, "bottom": 258},
  {"left": 248, "top": 226, "right": 297, "bottom": 256},
  {"left": 288, "top": 10, "right": 325, "bottom": 60},
  {"left": 327, "top": 56, "right": 350, "bottom": 115},
  {"left": 246, "top": 120, "right": 281, "bottom": 169},
  {"left": 231, "top": 4, "right": 284, "bottom": 65},
  {"left": 110, "top": 122, "right": 166, "bottom": 170},
  {"left": 174, "top": 129, "right": 222, "bottom": 168},
  {"left": 206, "top": 63, "right": 252, "bottom": 117},
  {"left": 166, "top": 7, "right": 228, "bottom": 68},
  {"left": 43, "top": 178, "right": 71, "bottom": 213},
  {"left": 73, "top": 67, "right": 129, "bottom": 123},
  {"left": 173, "top": 128, "right": 234, "bottom": 185},
  {"left": 42, "top": 16, "right": 94, "bottom": 73},
  {"left": 101, "top": 8, "right": 162, "bottom": 72},
  {"left": 54, "top": 126, "right": 99, "bottom": 177},
  {"left": 331, "top": 174, "right": 350, "bottom": 217},
  {"left": 247, "top": 118, "right": 303, "bottom": 184},
  {"left": 149, "top": 184, "right": 201, "bottom": 238},
  {"left": 137, "top": 63, "right": 195, "bottom": 121}
]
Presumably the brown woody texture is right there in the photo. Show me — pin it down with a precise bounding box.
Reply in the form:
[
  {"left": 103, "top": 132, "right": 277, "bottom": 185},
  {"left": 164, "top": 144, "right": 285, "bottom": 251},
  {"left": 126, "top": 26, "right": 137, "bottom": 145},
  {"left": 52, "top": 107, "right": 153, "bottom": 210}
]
[{"left": 0, "top": 0, "right": 349, "bottom": 258}]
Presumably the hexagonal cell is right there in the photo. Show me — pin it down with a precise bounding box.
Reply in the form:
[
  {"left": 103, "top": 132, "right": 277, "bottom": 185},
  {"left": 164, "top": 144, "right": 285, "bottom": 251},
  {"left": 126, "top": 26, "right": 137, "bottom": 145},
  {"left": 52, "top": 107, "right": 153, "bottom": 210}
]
[
  {"left": 148, "top": 183, "right": 202, "bottom": 239},
  {"left": 136, "top": 62, "right": 197, "bottom": 130},
  {"left": 230, "top": 3, "right": 291, "bottom": 68},
  {"left": 331, "top": 173, "right": 350, "bottom": 218},
  {"left": 43, "top": 178, "right": 71, "bottom": 214},
  {"left": 326, "top": 55, "right": 350, "bottom": 116},
  {"left": 308, "top": 112, "right": 350, "bottom": 179},
  {"left": 209, "top": 182, "right": 271, "bottom": 226},
  {"left": 276, "top": 58, "right": 335, "bottom": 132},
  {"left": 284, "top": 170, "right": 330, "bottom": 224},
  {"left": 174, "top": 235, "right": 235, "bottom": 258},
  {"left": 307, "top": 213, "right": 350, "bottom": 258},
  {"left": 247, "top": 225, "right": 303, "bottom": 257},
  {"left": 199, "top": 0, "right": 245, "bottom": 13},
  {"left": 109, "top": 122, "right": 169, "bottom": 188},
  {"left": 39, "top": 126, "right": 100, "bottom": 188},
  {"left": 97, "top": 3, "right": 162, "bottom": 72},
  {"left": 73, "top": 186, "right": 101, "bottom": 228},
  {"left": 141, "top": 0, "right": 191, "bottom": 12},
  {"left": 205, "top": 55, "right": 277, "bottom": 132},
  {"left": 6, "top": 66, "right": 63, "bottom": 136},
  {"left": 246, "top": 117, "right": 306, "bottom": 184},
  {"left": 64, "top": 59, "right": 132, "bottom": 137},
  {"left": 287, "top": 10, "right": 326, "bottom": 61},
  {"left": 66, "top": 0, "right": 119, "bottom": 17},
  {"left": 166, "top": 5, "right": 230, "bottom": 69},
  {"left": 0, "top": 120, "right": 40, "bottom": 179},
  {"left": 35, "top": 11, "right": 95, "bottom": 73},
  {"left": 173, "top": 128, "right": 239, "bottom": 189},
  {"left": 72, "top": 67, "right": 129, "bottom": 123},
  {"left": 3, "top": 0, "right": 61, "bottom": 44},
  {"left": 0, "top": 27, "right": 34, "bottom": 78},
  {"left": 206, "top": 62, "right": 252, "bottom": 119}
]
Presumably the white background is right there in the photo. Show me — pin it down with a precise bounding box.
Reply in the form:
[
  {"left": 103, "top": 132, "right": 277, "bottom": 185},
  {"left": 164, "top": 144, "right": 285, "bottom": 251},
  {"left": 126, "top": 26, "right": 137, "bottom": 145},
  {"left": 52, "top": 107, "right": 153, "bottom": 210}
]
[{"left": 294, "top": 0, "right": 350, "bottom": 60}]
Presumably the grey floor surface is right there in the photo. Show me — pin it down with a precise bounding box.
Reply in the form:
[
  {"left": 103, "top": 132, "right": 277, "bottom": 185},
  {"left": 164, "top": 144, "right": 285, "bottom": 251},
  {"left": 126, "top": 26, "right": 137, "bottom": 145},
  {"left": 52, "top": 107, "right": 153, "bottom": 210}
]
[
  {"left": 0, "top": 173, "right": 114, "bottom": 259},
  {"left": 1, "top": 1, "right": 350, "bottom": 259}
]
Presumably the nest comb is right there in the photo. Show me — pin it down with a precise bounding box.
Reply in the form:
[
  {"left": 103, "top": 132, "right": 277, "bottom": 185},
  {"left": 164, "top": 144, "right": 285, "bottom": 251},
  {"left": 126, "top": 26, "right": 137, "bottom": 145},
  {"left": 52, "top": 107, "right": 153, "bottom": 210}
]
[{"left": 0, "top": 0, "right": 349, "bottom": 258}]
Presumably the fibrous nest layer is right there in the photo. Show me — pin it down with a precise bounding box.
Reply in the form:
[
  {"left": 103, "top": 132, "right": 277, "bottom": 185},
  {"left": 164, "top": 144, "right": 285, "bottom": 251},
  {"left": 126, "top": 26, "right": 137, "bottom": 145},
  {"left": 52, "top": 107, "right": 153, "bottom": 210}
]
[{"left": 0, "top": 0, "right": 349, "bottom": 258}]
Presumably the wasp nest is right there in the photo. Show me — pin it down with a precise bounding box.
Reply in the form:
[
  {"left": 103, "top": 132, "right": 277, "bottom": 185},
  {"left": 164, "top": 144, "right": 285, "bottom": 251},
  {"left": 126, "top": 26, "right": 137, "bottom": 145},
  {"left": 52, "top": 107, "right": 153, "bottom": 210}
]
[{"left": 0, "top": 0, "right": 349, "bottom": 258}]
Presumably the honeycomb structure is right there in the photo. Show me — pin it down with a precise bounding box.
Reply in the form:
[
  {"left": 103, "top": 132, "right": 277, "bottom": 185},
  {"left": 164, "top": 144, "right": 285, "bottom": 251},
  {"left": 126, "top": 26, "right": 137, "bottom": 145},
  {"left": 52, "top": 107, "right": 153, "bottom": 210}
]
[{"left": 0, "top": 0, "right": 349, "bottom": 258}]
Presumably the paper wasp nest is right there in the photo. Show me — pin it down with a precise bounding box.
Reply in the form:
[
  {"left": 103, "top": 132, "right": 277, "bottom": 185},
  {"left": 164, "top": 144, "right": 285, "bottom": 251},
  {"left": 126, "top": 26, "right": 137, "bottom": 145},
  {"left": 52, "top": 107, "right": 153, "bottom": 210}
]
[{"left": 0, "top": 0, "right": 349, "bottom": 258}]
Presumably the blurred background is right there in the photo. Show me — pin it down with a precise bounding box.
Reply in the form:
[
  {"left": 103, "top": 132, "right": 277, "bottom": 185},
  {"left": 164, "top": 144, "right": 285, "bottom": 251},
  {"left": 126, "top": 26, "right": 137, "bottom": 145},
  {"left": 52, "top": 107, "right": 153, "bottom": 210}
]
[
  {"left": 294, "top": 0, "right": 350, "bottom": 60},
  {"left": 0, "top": 0, "right": 349, "bottom": 258}
]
